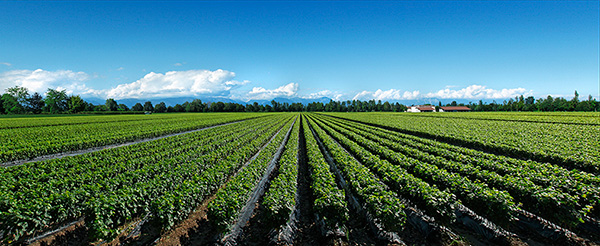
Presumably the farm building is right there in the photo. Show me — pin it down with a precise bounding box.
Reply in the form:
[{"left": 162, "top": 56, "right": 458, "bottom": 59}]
[
  {"left": 407, "top": 105, "right": 436, "bottom": 112},
  {"left": 440, "top": 106, "right": 471, "bottom": 112}
]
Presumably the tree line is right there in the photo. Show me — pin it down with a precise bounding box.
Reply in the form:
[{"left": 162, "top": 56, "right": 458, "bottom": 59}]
[
  {"left": 0, "top": 86, "right": 597, "bottom": 115},
  {"left": 461, "top": 91, "right": 599, "bottom": 112}
]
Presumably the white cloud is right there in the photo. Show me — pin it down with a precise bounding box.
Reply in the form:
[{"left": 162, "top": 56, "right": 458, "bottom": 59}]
[
  {"left": 304, "top": 90, "right": 344, "bottom": 101},
  {"left": 424, "top": 85, "right": 528, "bottom": 99},
  {"left": 0, "top": 69, "right": 91, "bottom": 94},
  {"left": 353, "top": 89, "right": 420, "bottom": 101},
  {"left": 117, "top": 67, "right": 124, "bottom": 71},
  {"left": 1, "top": 62, "right": 11, "bottom": 67},
  {"left": 105, "top": 69, "right": 243, "bottom": 99},
  {"left": 352, "top": 85, "right": 528, "bottom": 101},
  {"left": 173, "top": 63, "right": 183, "bottom": 67},
  {"left": 247, "top": 83, "right": 298, "bottom": 100},
  {"left": 1, "top": 68, "right": 250, "bottom": 100}
]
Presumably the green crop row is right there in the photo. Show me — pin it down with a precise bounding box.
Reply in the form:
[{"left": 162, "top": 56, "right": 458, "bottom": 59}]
[
  {"left": 322, "top": 112, "right": 600, "bottom": 173},
  {"left": 262, "top": 115, "right": 301, "bottom": 226},
  {"left": 318, "top": 115, "right": 600, "bottom": 225},
  {"left": 308, "top": 115, "right": 458, "bottom": 224},
  {"left": 0, "top": 114, "right": 287, "bottom": 243},
  {"left": 306, "top": 116, "right": 406, "bottom": 232},
  {"left": 309, "top": 115, "right": 517, "bottom": 225},
  {"left": 86, "top": 116, "right": 289, "bottom": 240},
  {"left": 148, "top": 115, "right": 295, "bottom": 231},
  {"left": 0, "top": 113, "right": 160, "bottom": 129},
  {"left": 301, "top": 115, "right": 349, "bottom": 228},
  {"left": 399, "top": 112, "right": 600, "bottom": 125},
  {"left": 206, "top": 116, "right": 295, "bottom": 230},
  {"left": 0, "top": 113, "right": 269, "bottom": 163}
]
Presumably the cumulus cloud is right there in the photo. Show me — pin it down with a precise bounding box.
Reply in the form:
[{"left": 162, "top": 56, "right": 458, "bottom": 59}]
[
  {"left": 1, "top": 68, "right": 251, "bottom": 100},
  {"left": 424, "top": 85, "right": 528, "bottom": 99},
  {"left": 353, "top": 85, "right": 528, "bottom": 101},
  {"left": 248, "top": 83, "right": 298, "bottom": 100},
  {"left": 353, "top": 89, "right": 420, "bottom": 101},
  {"left": 1, "top": 62, "right": 11, "bottom": 66},
  {"left": 0, "top": 69, "right": 91, "bottom": 94},
  {"left": 105, "top": 69, "right": 245, "bottom": 99},
  {"left": 304, "top": 90, "right": 344, "bottom": 101}
]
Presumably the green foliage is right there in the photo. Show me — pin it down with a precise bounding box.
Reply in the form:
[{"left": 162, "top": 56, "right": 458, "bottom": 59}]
[
  {"left": 27, "top": 92, "right": 45, "bottom": 113},
  {"left": 105, "top": 98, "right": 118, "bottom": 111},
  {"left": 143, "top": 101, "right": 153, "bottom": 112},
  {"left": 132, "top": 103, "right": 143, "bottom": 111},
  {"left": 154, "top": 102, "right": 167, "bottom": 113},
  {"left": 69, "top": 95, "right": 86, "bottom": 113},
  {"left": 1, "top": 94, "right": 24, "bottom": 114},
  {"left": 262, "top": 116, "right": 301, "bottom": 226},
  {"left": 5, "top": 86, "right": 29, "bottom": 106},
  {"left": 43, "top": 88, "right": 68, "bottom": 113},
  {"left": 0, "top": 114, "right": 286, "bottom": 243},
  {"left": 307, "top": 116, "right": 407, "bottom": 232},
  {"left": 301, "top": 115, "right": 349, "bottom": 227},
  {"left": 0, "top": 113, "right": 267, "bottom": 163},
  {"left": 207, "top": 117, "right": 294, "bottom": 231}
]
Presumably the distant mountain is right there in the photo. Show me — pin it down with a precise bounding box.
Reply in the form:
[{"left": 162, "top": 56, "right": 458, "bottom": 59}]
[
  {"left": 248, "top": 97, "right": 332, "bottom": 105},
  {"left": 82, "top": 96, "right": 335, "bottom": 107},
  {"left": 82, "top": 95, "right": 503, "bottom": 108},
  {"left": 83, "top": 96, "right": 243, "bottom": 107},
  {"left": 388, "top": 98, "right": 496, "bottom": 106}
]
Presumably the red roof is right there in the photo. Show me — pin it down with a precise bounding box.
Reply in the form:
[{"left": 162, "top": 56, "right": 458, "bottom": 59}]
[
  {"left": 415, "top": 106, "right": 435, "bottom": 111},
  {"left": 441, "top": 106, "right": 471, "bottom": 111}
]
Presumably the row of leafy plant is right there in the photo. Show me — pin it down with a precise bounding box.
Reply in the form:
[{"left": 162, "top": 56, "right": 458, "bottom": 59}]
[
  {"left": 0, "top": 113, "right": 269, "bottom": 163},
  {"left": 0, "top": 113, "right": 163, "bottom": 129},
  {"left": 306, "top": 116, "right": 407, "bottom": 232},
  {"left": 0, "top": 114, "right": 288, "bottom": 243},
  {"left": 308, "top": 114, "right": 518, "bottom": 226},
  {"left": 261, "top": 115, "right": 301, "bottom": 227},
  {"left": 305, "top": 115, "right": 459, "bottom": 224},
  {"left": 147, "top": 115, "right": 295, "bottom": 232},
  {"left": 318, "top": 114, "right": 600, "bottom": 222},
  {"left": 300, "top": 115, "right": 349, "bottom": 228},
  {"left": 322, "top": 112, "right": 599, "bottom": 173},
  {"left": 401, "top": 111, "right": 600, "bottom": 125},
  {"left": 206, "top": 116, "right": 295, "bottom": 230}
]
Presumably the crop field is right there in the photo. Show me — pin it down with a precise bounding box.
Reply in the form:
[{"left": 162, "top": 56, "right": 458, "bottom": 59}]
[{"left": 1, "top": 112, "right": 599, "bottom": 245}]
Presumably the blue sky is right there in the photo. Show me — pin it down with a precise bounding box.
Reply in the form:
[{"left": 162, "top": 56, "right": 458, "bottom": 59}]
[{"left": 0, "top": 1, "right": 598, "bottom": 102}]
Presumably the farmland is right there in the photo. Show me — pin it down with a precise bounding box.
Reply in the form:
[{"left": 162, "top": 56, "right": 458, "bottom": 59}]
[{"left": 1, "top": 112, "right": 599, "bottom": 245}]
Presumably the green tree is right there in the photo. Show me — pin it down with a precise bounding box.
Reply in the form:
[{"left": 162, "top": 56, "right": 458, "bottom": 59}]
[
  {"left": 94, "top": 105, "right": 108, "bottom": 111},
  {"left": 154, "top": 102, "right": 167, "bottom": 113},
  {"left": 143, "top": 101, "right": 154, "bottom": 112},
  {"left": 132, "top": 103, "right": 143, "bottom": 111},
  {"left": 118, "top": 104, "right": 129, "bottom": 111},
  {"left": 27, "top": 92, "right": 45, "bottom": 113},
  {"left": 44, "top": 88, "right": 69, "bottom": 113},
  {"left": 6, "top": 86, "right": 29, "bottom": 107},
  {"left": 84, "top": 102, "right": 95, "bottom": 111},
  {"left": 173, "top": 104, "right": 184, "bottom": 112},
  {"left": 382, "top": 101, "right": 391, "bottom": 111},
  {"left": 1, "top": 93, "right": 24, "bottom": 114},
  {"left": 105, "top": 98, "right": 118, "bottom": 111},
  {"left": 210, "top": 102, "right": 225, "bottom": 112},
  {"left": 187, "top": 99, "right": 204, "bottom": 112},
  {"left": 69, "top": 95, "right": 86, "bottom": 113}
]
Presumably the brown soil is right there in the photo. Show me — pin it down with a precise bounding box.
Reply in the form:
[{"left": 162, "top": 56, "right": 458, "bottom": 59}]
[{"left": 28, "top": 220, "right": 89, "bottom": 246}]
